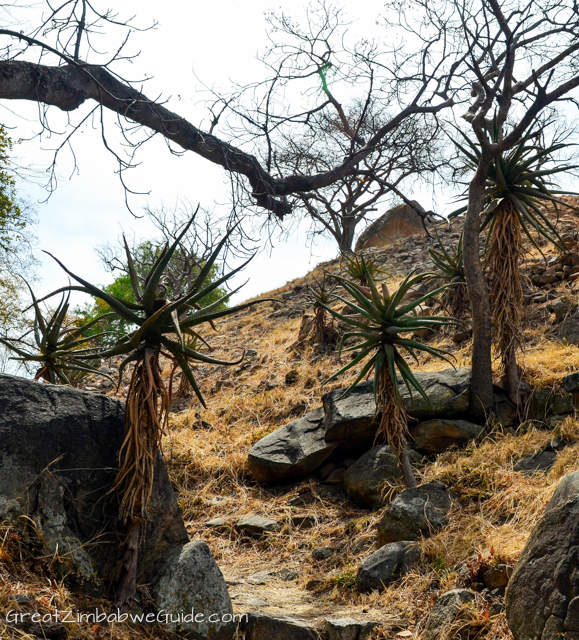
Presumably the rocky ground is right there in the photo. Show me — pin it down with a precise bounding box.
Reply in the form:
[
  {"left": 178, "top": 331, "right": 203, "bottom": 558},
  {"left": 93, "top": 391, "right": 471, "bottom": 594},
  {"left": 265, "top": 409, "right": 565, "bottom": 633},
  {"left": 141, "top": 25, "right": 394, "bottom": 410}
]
[{"left": 4, "top": 201, "right": 579, "bottom": 639}]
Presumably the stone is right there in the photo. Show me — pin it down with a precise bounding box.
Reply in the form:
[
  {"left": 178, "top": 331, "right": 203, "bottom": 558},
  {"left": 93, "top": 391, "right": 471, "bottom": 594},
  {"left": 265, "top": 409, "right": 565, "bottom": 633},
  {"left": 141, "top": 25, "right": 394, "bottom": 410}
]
[
  {"left": 343, "top": 446, "right": 422, "bottom": 508},
  {"left": 323, "top": 618, "right": 381, "bottom": 640},
  {"left": 514, "top": 451, "right": 556, "bottom": 474},
  {"left": 357, "top": 541, "right": 420, "bottom": 592},
  {"left": 289, "top": 515, "right": 317, "bottom": 529},
  {"left": 355, "top": 201, "right": 428, "bottom": 251},
  {"left": 236, "top": 515, "right": 279, "bottom": 536},
  {"left": 242, "top": 613, "right": 318, "bottom": 640},
  {"left": 326, "top": 468, "right": 346, "bottom": 484},
  {"left": 247, "top": 409, "right": 336, "bottom": 482},
  {"left": 557, "top": 310, "right": 579, "bottom": 345},
  {"left": 377, "top": 483, "right": 452, "bottom": 546},
  {"left": 312, "top": 546, "right": 333, "bottom": 561},
  {"left": 0, "top": 373, "right": 188, "bottom": 590},
  {"left": 279, "top": 568, "right": 299, "bottom": 581},
  {"left": 551, "top": 393, "right": 575, "bottom": 415},
  {"left": 423, "top": 589, "right": 476, "bottom": 640},
  {"left": 409, "top": 419, "right": 484, "bottom": 454},
  {"left": 563, "top": 371, "right": 579, "bottom": 393},
  {"left": 323, "top": 369, "right": 471, "bottom": 443},
  {"left": 153, "top": 541, "right": 235, "bottom": 640},
  {"left": 506, "top": 472, "right": 579, "bottom": 639},
  {"left": 483, "top": 564, "right": 513, "bottom": 589},
  {"left": 206, "top": 517, "right": 229, "bottom": 530},
  {"left": 319, "top": 462, "right": 338, "bottom": 480}
]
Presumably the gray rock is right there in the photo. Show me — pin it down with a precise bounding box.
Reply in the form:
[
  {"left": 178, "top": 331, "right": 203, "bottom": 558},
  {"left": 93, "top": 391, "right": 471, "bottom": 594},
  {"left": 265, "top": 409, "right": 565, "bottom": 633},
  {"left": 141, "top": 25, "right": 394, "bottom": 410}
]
[
  {"left": 423, "top": 589, "right": 476, "bottom": 640},
  {"left": 410, "top": 419, "right": 484, "bottom": 454},
  {"left": 357, "top": 541, "right": 420, "bottom": 592},
  {"left": 0, "top": 373, "right": 188, "bottom": 589},
  {"left": 153, "top": 541, "right": 235, "bottom": 640},
  {"left": 323, "top": 618, "right": 381, "bottom": 640},
  {"left": 242, "top": 613, "right": 318, "bottom": 640},
  {"left": 236, "top": 515, "right": 279, "bottom": 536},
  {"left": 514, "top": 451, "right": 556, "bottom": 474},
  {"left": 551, "top": 393, "right": 575, "bottom": 415},
  {"left": 312, "top": 546, "right": 333, "bottom": 561},
  {"left": 506, "top": 472, "right": 579, "bottom": 639},
  {"left": 343, "top": 446, "right": 422, "bottom": 508},
  {"left": 563, "top": 372, "right": 579, "bottom": 393},
  {"left": 377, "top": 483, "right": 452, "bottom": 546},
  {"left": 289, "top": 515, "right": 317, "bottom": 529},
  {"left": 557, "top": 310, "right": 579, "bottom": 345},
  {"left": 206, "top": 517, "right": 229, "bottom": 530},
  {"left": 247, "top": 409, "right": 336, "bottom": 482},
  {"left": 323, "top": 369, "right": 471, "bottom": 443}
]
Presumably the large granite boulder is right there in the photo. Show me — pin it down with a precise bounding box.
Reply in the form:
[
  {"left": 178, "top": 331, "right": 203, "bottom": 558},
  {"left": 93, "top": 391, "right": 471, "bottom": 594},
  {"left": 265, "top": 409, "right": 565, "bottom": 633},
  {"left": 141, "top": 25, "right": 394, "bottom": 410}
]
[
  {"left": 247, "top": 409, "right": 336, "bottom": 482},
  {"left": 409, "top": 419, "right": 484, "bottom": 454},
  {"left": 0, "top": 373, "right": 188, "bottom": 588},
  {"left": 354, "top": 201, "right": 428, "bottom": 251},
  {"left": 357, "top": 541, "right": 421, "bottom": 592},
  {"left": 377, "top": 483, "right": 452, "bottom": 546},
  {"left": 506, "top": 472, "right": 579, "bottom": 639},
  {"left": 323, "top": 369, "right": 471, "bottom": 443}
]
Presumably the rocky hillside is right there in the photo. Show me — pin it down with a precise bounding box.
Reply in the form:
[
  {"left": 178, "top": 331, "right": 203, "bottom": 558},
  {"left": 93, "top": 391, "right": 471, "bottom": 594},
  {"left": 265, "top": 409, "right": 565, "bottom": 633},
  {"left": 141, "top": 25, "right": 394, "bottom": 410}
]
[{"left": 3, "top": 201, "right": 579, "bottom": 639}]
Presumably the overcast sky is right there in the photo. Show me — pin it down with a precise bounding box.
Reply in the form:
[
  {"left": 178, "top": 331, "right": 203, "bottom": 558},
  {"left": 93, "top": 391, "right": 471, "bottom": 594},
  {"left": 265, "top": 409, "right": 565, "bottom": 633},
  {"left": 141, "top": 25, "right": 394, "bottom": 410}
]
[{"left": 6, "top": 0, "right": 435, "bottom": 306}]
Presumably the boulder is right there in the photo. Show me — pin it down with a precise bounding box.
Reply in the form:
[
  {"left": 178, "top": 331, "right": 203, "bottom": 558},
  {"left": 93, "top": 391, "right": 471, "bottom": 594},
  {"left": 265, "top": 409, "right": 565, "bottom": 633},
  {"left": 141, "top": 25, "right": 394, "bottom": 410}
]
[
  {"left": 247, "top": 409, "right": 336, "bottom": 482},
  {"left": 0, "top": 373, "right": 188, "bottom": 588},
  {"left": 506, "top": 472, "right": 579, "bottom": 639},
  {"left": 242, "top": 613, "right": 318, "bottom": 640},
  {"left": 557, "top": 310, "right": 579, "bottom": 345},
  {"left": 409, "top": 419, "right": 484, "bottom": 454},
  {"left": 514, "top": 451, "right": 557, "bottom": 474},
  {"left": 323, "top": 369, "right": 471, "bottom": 443},
  {"left": 153, "top": 541, "right": 235, "bottom": 640},
  {"left": 354, "top": 201, "right": 428, "bottom": 251},
  {"left": 377, "top": 483, "right": 452, "bottom": 546},
  {"left": 357, "top": 541, "right": 420, "bottom": 592},
  {"left": 423, "top": 589, "right": 476, "bottom": 640},
  {"left": 343, "top": 446, "right": 422, "bottom": 508},
  {"left": 323, "top": 618, "right": 381, "bottom": 640}
]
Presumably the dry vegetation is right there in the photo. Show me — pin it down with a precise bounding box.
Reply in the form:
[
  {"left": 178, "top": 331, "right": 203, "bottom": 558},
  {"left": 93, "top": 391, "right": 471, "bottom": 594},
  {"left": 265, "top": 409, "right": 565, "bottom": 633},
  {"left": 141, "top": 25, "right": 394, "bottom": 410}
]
[{"left": 3, "top": 204, "right": 579, "bottom": 639}]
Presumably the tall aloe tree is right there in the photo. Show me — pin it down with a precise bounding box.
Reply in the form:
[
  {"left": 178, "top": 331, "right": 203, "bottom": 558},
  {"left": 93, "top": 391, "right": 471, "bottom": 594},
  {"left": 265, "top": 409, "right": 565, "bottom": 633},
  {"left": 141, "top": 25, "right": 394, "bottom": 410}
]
[
  {"left": 0, "top": 283, "right": 114, "bottom": 384},
  {"left": 321, "top": 260, "right": 456, "bottom": 487},
  {"left": 45, "top": 217, "right": 265, "bottom": 604},
  {"left": 452, "top": 122, "right": 577, "bottom": 404}
]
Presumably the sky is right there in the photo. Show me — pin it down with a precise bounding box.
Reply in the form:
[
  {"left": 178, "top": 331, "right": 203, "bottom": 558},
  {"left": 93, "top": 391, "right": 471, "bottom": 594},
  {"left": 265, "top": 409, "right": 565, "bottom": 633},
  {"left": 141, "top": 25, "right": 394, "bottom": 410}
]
[{"left": 5, "top": 0, "right": 433, "bottom": 307}]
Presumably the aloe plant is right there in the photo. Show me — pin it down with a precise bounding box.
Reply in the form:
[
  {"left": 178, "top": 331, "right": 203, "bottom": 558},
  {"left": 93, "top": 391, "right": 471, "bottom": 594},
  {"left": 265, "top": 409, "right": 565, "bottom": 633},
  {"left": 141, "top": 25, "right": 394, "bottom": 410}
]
[
  {"left": 429, "top": 233, "right": 468, "bottom": 317},
  {"left": 341, "top": 252, "right": 385, "bottom": 287},
  {"left": 452, "top": 121, "right": 577, "bottom": 403},
  {"left": 44, "top": 217, "right": 266, "bottom": 604},
  {"left": 321, "top": 259, "right": 456, "bottom": 487},
  {"left": 0, "top": 283, "right": 114, "bottom": 384}
]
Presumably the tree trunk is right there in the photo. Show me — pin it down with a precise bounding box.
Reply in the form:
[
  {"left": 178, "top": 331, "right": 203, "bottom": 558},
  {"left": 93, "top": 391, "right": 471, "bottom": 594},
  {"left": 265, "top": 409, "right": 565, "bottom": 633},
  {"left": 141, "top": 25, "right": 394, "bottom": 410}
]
[
  {"left": 339, "top": 219, "right": 356, "bottom": 253},
  {"left": 463, "top": 161, "right": 494, "bottom": 420},
  {"left": 115, "top": 521, "right": 140, "bottom": 607}
]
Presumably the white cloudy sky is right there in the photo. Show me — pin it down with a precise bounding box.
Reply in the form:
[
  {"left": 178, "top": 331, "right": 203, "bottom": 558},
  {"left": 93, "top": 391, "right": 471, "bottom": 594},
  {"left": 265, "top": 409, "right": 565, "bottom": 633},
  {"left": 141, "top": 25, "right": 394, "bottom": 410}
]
[{"left": 5, "top": 0, "right": 437, "bottom": 305}]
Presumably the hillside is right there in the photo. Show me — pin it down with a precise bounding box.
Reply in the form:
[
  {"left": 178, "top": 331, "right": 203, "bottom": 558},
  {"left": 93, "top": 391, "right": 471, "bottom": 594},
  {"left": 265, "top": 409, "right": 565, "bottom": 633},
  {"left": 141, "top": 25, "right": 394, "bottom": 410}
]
[{"left": 3, "top": 202, "right": 579, "bottom": 639}]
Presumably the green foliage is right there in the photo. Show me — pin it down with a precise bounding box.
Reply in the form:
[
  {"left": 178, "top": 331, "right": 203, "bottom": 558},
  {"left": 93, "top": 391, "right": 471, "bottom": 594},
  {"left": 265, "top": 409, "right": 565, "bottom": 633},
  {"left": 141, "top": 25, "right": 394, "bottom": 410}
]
[
  {"left": 0, "top": 127, "right": 24, "bottom": 254},
  {"left": 47, "top": 218, "right": 263, "bottom": 407},
  {"left": 0, "top": 283, "right": 113, "bottom": 384},
  {"left": 450, "top": 121, "right": 578, "bottom": 251},
  {"left": 341, "top": 252, "right": 385, "bottom": 287},
  {"left": 322, "top": 259, "right": 456, "bottom": 401},
  {"left": 429, "top": 233, "right": 469, "bottom": 316},
  {"left": 75, "top": 241, "right": 228, "bottom": 347}
]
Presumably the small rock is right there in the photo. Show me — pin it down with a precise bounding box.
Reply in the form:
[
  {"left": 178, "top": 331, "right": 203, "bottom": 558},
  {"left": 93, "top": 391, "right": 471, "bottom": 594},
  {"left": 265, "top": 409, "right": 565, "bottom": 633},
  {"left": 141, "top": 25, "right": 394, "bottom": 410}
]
[
  {"left": 452, "top": 330, "right": 472, "bottom": 343},
  {"left": 288, "top": 492, "right": 317, "bottom": 507},
  {"left": 206, "top": 517, "right": 229, "bottom": 530},
  {"left": 563, "top": 371, "right": 579, "bottom": 393},
  {"left": 312, "top": 546, "right": 333, "bottom": 561},
  {"left": 304, "top": 578, "right": 323, "bottom": 591},
  {"left": 377, "top": 483, "right": 452, "bottom": 546},
  {"left": 544, "top": 437, "right": 569, "bottom": 453},
  {"left": 514, "top": 451, "right": 557, "bottom": 474},
  {"left": 246, "top": 570, "right": 275, "bottom": 585},
  {"left": 357, "top": 541, "right": 421, "bottom": 592},
  {"left": 423, "top": 589, "right": 476, "bottom": 640},
  {"left": 236, "top": 515, "right": 279, "bottom": 536},
  {"left": 483, "top": 564, "right": 513, "bottom": 589},
  {"left": 323, "top": 618, "right": 381, "bottom": 640},
  {"left": 319, "top": 462, "right": 338, "bottom": 480}
]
